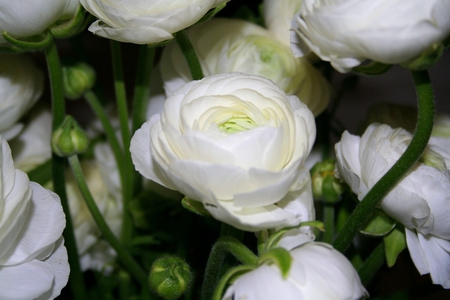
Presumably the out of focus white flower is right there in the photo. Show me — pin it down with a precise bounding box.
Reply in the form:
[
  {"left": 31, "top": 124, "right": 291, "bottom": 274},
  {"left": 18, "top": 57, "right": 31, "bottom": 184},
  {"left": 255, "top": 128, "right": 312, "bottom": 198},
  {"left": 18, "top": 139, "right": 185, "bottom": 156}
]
[
  {"left": 335, "top": 123, "right": 450, "bottom": 288},
  {"left": 80, "top": 0, "right": 230, "bottom": 44},
  {"left": 223, "top": 230, "right": 367, "bottom": 300},
  {"left": 0, "top": 54, "right": 44, "bottom": 140},
  {"left": 131, "top": 73, "right": 316, "bottom": 231},
  {"left": 291, "top": 0, "right": 450, "bottom": 73},
  {"left": 263, "top": 0, "right": 303, "bottom": 47},
  {"left": 10, "top": 107, "right": 52, "bottom": 172},
  {"left": 65, "top": 143, "right": 122, "bottom": 272},
  {"left": 161, "top": 18, "right": 331, "bottom": 116},
  {"left": 0, "top": 0, "right": 79, "bottom": 45},
  {"left": 0, "top": 137, "right": 68, "bottom": 300}
]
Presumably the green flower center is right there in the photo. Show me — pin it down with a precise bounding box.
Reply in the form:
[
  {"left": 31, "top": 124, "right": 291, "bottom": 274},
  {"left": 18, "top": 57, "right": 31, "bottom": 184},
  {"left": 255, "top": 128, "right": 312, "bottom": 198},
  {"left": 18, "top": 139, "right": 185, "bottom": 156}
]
[{"left": 218, "top": 115, "right": 258, "bottom": 134}]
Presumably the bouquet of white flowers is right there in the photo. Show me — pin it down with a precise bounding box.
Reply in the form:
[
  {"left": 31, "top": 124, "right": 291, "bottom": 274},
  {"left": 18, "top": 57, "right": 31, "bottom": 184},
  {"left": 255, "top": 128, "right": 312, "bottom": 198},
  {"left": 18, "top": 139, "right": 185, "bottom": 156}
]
[{"left": 1, "top": 0, "right": 449, "bottom": 299}]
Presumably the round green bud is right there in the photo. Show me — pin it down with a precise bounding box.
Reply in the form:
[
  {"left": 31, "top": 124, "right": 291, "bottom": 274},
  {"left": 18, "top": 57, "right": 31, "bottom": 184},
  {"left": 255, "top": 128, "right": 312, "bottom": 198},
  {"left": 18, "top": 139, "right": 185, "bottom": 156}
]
[
  {"left": 62, "top": 62, "right": 96, "bottom": 99},
  {"left": 52, "top": 116, "right": 89, "bottom": 157},
  {"left": 148, "top": 255, "right": 192, "bottom": 300},
  {"left": 310, "top": 159, "right": 344, "bottom": 203}
]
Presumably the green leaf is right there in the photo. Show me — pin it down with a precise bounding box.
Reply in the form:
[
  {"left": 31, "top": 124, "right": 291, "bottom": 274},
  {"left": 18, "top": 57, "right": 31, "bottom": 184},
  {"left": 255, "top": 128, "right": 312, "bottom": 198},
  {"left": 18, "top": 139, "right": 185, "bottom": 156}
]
[
  {"left": 258, "top": 248, "right": 292, "bottom": 279},
  {"left": 384, "top": 225, "right": 406, "bottom": 267},
  {"left": 212, "top": 265, "right": 255, "bottom": 300},
  {"left": 181, "top": 197, "right": 210, "bottom": 217},
  {"left": 360, "top": 209, "right": 396, "bottom": 236},
  {"left": 2, "top": 30, "right": 53, "bottom": 52},
  {"left": 352, "top": 61, "right": 392, "bottom": 76}
]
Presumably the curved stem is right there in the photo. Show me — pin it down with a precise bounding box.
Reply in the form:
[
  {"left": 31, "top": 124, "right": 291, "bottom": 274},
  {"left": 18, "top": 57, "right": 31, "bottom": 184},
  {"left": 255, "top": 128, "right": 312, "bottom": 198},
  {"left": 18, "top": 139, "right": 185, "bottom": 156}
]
[
  {"left": 175, "top": 30, "right": 204, "bottom": 80},
  {"left": 68, "top": 155, "right": 148, "bottom": 286},
  {"left": 110, "top": 40, "right": 134, "bottom": 245},
  {"left": 333, "top": 70, "right": 435, "bottom": 253},
  {"left": 45, "top": 41, "right": 87, "bottom": 300},
  {"left": 201, "top": 236, "right": 258, "bottom": 300},
  {"left": 358, "top": 241, "right": 385, "bottom": 286}
]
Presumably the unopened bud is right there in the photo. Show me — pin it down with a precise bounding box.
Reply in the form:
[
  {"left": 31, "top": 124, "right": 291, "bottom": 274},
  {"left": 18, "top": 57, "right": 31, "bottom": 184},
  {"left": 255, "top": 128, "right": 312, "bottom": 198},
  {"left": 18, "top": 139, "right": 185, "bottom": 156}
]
[
  {"left": 62, "top": 62, "right": 96, "bottom": 99},
  {"left": 52, "top": 116, "right": 89, "bottom": 157},
  {"left": 148, "top": 255, "right": 192, "bottom": 300},
  {"left": 310, "top": 159, "right": 344, "bottom": 203}
]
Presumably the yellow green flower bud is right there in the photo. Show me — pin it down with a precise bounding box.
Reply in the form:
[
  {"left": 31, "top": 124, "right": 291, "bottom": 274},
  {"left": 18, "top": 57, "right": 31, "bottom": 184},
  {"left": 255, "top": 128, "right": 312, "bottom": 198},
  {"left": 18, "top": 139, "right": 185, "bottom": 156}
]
[
  {"left": 52, "top": 116, "right": 89, "bottom": 157},
  {"left": 148, "top": 255, "right": 192, "bottom": 300},
  {"left": 310, "top": 159, "right": 344, "bottom": 203},
  {"left": 62, "top": 62, "right": 96, "bottom": 99}
]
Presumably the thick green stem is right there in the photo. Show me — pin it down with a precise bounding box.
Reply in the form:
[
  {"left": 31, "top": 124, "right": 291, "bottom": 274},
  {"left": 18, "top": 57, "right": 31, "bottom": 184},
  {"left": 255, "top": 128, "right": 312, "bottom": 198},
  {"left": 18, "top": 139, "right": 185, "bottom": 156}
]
[
  {"left": 323, "top": 204, "right": 334, "bottom": 244},
  {"left": 333, "top": 70, "right": 435, "bottom": 252},
  {"left": 201, "top": 236, "right": 258, "bottom": 300},
  {"left": 358, "top": 241, "right": 386, "bottom": 286},
  {"left": 110, "top": 40, "right": 134, "bottom": 245},
  {"left": 45, "top": 41, "right": 87, "bottom": 300},
  {"left": 175, "top": 30, "right": 204, "bottom": 80},
  {"left": 68, "top": 155, "right": 148, "bottom": 286}
]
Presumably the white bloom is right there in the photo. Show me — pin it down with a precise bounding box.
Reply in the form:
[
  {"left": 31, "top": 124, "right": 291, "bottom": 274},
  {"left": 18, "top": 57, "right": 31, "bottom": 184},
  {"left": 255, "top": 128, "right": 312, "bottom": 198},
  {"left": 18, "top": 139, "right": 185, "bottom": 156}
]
[
  {"left": 223, "top": 231, "right": 367, "bottom": 300},
  {"left": 263, "top": 0, "right": 303, "bottom": 47},
  {"left": 65, "top": 144, "right": 122, "bottom": 272},
  {"left": 10, "top": 107, "right": 52, "bottom": 172},
  {"left": 161, "top": 18, "right": 332, "bottom": 116},
  {"left": 0, "top": 0, "right": 79, "bottom": 45},
  {"left": 0, "top": 137, "right": 68, "bottom": 300},
  {"left": 291, "top": 0, "right": 450, "bottom": 73},
  {"left": 335, "top": 123, "right": 450, "bottom": 288},
  {"left": 0, "top": 54, "right": 44, "bottom": 140},
  {"left": 80, "top": 0, "right": 230, "bottom": 44},
  {"left": 131, "top": 73, "right": 316, "bottom": 231}
]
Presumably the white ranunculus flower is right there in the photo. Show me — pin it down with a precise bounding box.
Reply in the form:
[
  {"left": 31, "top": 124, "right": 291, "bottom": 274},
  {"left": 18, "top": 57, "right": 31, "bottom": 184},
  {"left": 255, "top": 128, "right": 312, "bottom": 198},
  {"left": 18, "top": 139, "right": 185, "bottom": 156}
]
[
  {"left": 161, "top": 18, "right": 332, "bottom": 116},
  {"left": 223, "top": 231, "right": 368, "bottom": 300},
  {"left": 291, "top": 0, "right": 450, "bottom": 73},
  {"left": 65, "top": 144, "right": 122, "bottom": 272},
  {"left": 0, "top": 0, "right": 79, "bottom": 45},
  {"left": 335, "top": 123, "right": 450, "bottom": 288},
  {"left": 10, "top": 107, "right": 52, "bottom": 173},
  {"left": 0, "top": 137, "right": 69, "bottom": 300},
  {"left": 79, "top": 0, "right": 230, "bottom": 44},
  {"left": 131, "top": 73, "right": 316, "bottom": 231},
  {"left": 0, "top": 54, "right": 44, "bottom": 140}
]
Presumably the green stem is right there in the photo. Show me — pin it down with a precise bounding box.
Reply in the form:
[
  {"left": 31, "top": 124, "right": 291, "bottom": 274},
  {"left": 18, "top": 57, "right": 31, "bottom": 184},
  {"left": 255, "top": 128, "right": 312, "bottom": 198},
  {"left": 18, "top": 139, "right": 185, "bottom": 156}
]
[
  {"left": 358, "top": 241, "right": 386, "bottom": 286},
  {"left": 201, "top": 236, "right": 258, "bottom": 300},
  {"left": 175, "top": 30, "right": 204, "bottom": 80},
  {"left": 110, "top": 40, "right": 134, "bottom": 245},
  {"left": 132, "top": 45, "right": 155, "bottom": 133},
  {"left": 68, "top": 155, "right": 148, "bottom": 286},
  {"left": 333, "top": 70, "right": 435, "bottom": 253},
  {"left": 45, "top": 41, "right": 87, "bottom": 300},
  {"left": 323, "top": 204, "right": 334, "bottom": 244},
  {"left": 84, "top": 90, "right": 125, "bottom": 176},
  {"left": 212, "top": 265, "right": 255, "bottom": 300}
]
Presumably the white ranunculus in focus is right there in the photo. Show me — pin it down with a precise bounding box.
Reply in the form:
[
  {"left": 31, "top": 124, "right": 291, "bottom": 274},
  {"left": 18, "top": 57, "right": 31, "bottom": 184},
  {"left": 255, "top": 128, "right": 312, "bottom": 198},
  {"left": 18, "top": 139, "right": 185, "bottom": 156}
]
[
  {"left": 335, "top": 123, "right": 450, "bottom": 288},
  {"left": 161, "top": 18, "right": 332, "bottom": 116},
  {"left": 131, "top": 73, "right": 316, "bottom": 231},
  {"left": 223, "top": 231, "right": 367, "bottom": 300},
  {"left": 0, "top": 0, "right": 79, "bottom": 45},
  {"left": 0, "top": 54, "right": 44, "bottom": 140},
  {"left": 0, "top": 137, "right": 68, "bottom": 300},
  {"left": 291, "top": 0, "right": 450, "bottom": 73},
  {"left": 79, "top": 0, "right": 230, "bottom": 44}
]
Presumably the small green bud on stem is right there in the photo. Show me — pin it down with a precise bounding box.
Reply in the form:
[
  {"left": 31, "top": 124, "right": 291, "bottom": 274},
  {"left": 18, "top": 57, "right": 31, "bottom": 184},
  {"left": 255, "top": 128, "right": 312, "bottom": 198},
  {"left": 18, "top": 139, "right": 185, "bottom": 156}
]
[
  {"left": 62, "top": 62, "right": 96, "bottom": 99},
  {"left": 52, "top": 116, "right": 89, "bottom": 157},
  {"left": 148, "top": 255, "right": 193, "bottom": 300},
  {"left": 310, "top": 159, "right": 344, "bottom": 203}
]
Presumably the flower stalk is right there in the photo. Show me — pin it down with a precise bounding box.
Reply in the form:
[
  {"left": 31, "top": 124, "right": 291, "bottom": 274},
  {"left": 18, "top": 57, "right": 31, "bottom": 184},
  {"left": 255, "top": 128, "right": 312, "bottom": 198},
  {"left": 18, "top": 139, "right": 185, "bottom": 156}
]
[
  {"left": 175, "top": 30, "right": 204, "bottom": 80},
  {"left": 45, "top": 40, "right": 87, "bottom": 300},
  {"left": 68, "top": 154, "right": 148, "bottom": 286},
  {"left": 333, "top": 70, "right": 435, "bottom": 252}
]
